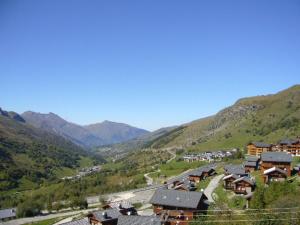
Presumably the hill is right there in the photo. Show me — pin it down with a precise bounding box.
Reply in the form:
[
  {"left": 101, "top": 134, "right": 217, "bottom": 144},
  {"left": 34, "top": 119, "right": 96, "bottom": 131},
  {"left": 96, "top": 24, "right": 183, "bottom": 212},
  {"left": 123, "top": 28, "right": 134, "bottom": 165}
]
[
  {"left": 22, "top": 112, "right": 149, "bottom": 147},
  {"left": 145, "top": 85, "right": 300, "bottom": 151},
  {"left": 0, "top": 108, "right": 103, "bottom": 192}
]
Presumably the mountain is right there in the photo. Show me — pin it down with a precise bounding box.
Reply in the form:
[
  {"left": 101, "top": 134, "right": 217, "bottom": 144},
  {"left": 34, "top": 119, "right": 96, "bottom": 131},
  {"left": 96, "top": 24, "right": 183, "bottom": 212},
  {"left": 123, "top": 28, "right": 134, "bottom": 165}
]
[
  {"left": 0, "top": 108, "right": 102, "bottom": 192},
  {"left": 84, "top": 121, "right": 149, "bottom": 145},
  {"left": 145, "top": 85, "right": 300, "bottom": 151},
  {"left": 22, "top": 112, "right": 149, "bottom": 147}
]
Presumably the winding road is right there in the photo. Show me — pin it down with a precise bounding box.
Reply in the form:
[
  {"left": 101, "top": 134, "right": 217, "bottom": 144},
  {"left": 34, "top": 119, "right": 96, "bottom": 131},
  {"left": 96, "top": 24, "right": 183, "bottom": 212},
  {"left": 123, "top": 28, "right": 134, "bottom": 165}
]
[{"left": 204, "top": 174, "right": 224, "bottom": 202}]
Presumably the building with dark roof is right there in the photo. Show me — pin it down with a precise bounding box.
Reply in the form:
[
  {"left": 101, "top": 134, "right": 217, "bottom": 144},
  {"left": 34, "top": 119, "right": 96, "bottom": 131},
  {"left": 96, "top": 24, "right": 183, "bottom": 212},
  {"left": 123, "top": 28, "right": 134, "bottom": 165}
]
[
  {"left": 222, "top": 174, "right": 240, "bottom": 190},
  {"left": 61, "top": 218, "right": 90, "bottom": 225},
  {"left": 88, "top": 208, "right": 122, "bottom": 225},
  {"left": 117, "top": 215, "right": 162, "bottom": 225},
  {"left": 263, "top": 167, "right": 287, "bottom": 184},
  {"left": 232, "top": 177, "right": 255, "bottom": 194},
  {"left": 278, "top": 138, "right": 300, "bottom": 156},
  {"left": 224, "top": 164, "right": 247, "bottom": 176},
  {"left": 247, "top": 142, "right": 272, "bottom": 156},
  {"left": 244, "top": 156, "right": 260, "bottom": 172},
  {"left": 0, "top": 208, "right": 16, "bottom": 222},
  {"left": 260, "top": 152, "right": 292, "bottom": 177},
  {"left": 103, "top": 201, "right": 137, "bottom": 216},
  {"left": 150, "top": 189, "right": 208, "bottom": 223}
]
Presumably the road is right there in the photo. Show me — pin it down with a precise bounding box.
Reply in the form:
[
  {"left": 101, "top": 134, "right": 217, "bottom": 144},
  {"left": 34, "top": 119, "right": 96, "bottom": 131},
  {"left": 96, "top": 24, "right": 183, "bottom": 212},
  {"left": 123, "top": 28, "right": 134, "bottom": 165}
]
[
  {"left": 0, "top": 208, "right": 95, "bottom": 225},
  {"left": 204, "top": 174, "right": 224, "bottom": 202}
]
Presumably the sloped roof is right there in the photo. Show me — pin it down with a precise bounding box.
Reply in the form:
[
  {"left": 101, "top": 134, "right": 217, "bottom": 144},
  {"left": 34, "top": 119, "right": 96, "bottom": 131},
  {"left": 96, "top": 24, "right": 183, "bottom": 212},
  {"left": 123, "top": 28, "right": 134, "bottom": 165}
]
[
  {"left": 263, "top": 167, "right": 287, "bottom": 175},
  {"left": 150, "top": 189, "right": 206, "bottom": 209},
  {"left": 109, "top": 201, "right": 134, "bottom": 210},
  {"left": 232, "top": 176, "right": 255, "bottom": 186},
  {"left": 92, "top": 208, "right": 121, "bottom": 222},
  {"left": 279, "top": 139, "right": 299, "bottom": 145},
  {"left": 251, "top": 142, "right": 272, "bottom": 148},
  {"left": 244, "top": 161, "right": 257, "bottom": 167},
  {"left": 61, "top": 218, "right": 90, "bottom": 225},
  {"left": 223, "top": 174, "right": 240, "bottom": 181},
  {"left": 224, "top": 164, "right": 246, "bottom": 175},
  {"left": 117, "top": 215, "right": 162, "bottom": 225},
  {"left": 0, "top": 208, "right": 16, "bottom": 220},
  {"left": 261, "top": 152, "right": 292, "bottom": 163},
  {"left": 245, "top": 156, "right": 260, "bottom": 162}
]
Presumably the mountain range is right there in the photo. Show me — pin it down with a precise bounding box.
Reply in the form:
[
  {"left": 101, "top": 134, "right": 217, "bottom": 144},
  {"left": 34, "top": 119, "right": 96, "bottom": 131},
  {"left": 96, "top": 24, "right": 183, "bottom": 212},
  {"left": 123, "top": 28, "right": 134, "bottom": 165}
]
[{"left": 21, "top": 112, "right": 150, "bottom": 148}]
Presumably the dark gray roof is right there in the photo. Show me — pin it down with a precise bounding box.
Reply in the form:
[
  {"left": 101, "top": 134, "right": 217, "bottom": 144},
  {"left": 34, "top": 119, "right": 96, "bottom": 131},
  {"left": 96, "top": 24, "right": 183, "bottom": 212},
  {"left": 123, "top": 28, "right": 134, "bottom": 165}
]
[
  {"left": 117, "top": 215, "right": 162, "bottom": 225},
  {"left": 93, "top": 208, "right": 121, "bottom": 222},
  {"left": 279, "top": 139, "right": 299, "bottom": 145},
  {"left": 224, "top": 164, "right": 246, "bottom": 175},
  {"left": 261, "top": 152, "right": 292, "bottom": 163},
  {"left": 244, "top": 161, "right": 257, "bottom": 167},
  {"left": 0, "top": 208, "right": 16, "bottom": 220},
  {"left": 232, "top": 176, "right": 255, "bottom": 186},
  {"left": 245, "top": 156, "right": 260, "bottom": 162},
  {"left": 264, "top": 167, "right": 287, "bottom": 175},
  {"left": 61, "top": 218, "right": 89, "bottom": 225},
  {"left": 109, "top": 201, "right": 134, "bottom": 209},
  {"left": 150, "top": 189, "right": 206, "bottom": 209},
  {"left": 251, "top": 142, "right": 272, "bottom": 148}
]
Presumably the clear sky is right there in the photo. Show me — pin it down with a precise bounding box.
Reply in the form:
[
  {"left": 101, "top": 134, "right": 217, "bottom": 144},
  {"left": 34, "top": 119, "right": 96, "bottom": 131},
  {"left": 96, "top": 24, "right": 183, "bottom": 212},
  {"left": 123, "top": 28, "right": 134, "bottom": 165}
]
[{"left": 1, "top": 0, "right": 300, "bottom": 131}]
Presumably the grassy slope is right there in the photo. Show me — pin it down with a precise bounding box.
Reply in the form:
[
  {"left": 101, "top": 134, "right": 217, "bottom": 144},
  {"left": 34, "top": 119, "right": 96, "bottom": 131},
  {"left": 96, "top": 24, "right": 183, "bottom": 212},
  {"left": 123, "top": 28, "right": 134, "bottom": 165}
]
[{"left": 148, "top": 85, "right": 300, "bottom": 151}]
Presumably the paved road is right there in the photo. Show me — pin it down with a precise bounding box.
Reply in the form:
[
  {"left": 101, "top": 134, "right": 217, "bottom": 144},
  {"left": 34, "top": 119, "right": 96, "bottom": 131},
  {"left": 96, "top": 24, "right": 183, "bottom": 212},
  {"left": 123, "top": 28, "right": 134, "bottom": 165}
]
[
  {"left": 0, "top": 208, "right": 95, "bottom": 225},
  {"left": 204, "top": 174, "right": 224, "bottom": 202}
]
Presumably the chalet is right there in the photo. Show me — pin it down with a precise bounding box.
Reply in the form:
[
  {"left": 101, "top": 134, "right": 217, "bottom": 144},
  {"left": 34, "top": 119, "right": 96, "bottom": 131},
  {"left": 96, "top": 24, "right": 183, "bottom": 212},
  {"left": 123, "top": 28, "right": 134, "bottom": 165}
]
[
  {"left": 244, "top": 156, "right": 260, "bottom": 172},
  {"left": 247, "top": 142, "right": 272, "bottom": 156},
  {"left": 278, "top": 139, "right": 300, "bottom": 156},
  {"left": 173, "top": 179, "right": 197, "bottom": 191},
  {"left": 88, "top": 209, "right": 122, "bottom": 225},
  {"left": 260, "top": 152, "right": 292, "bottom": 176},
  {"left": 232, "top": 176, "right": 255, "bottom": 194},
  {"left": 61, "top": 218, "right": 90, "bottom": 225},
  {"left": 150, "top": 188, "right": 208, "bottom": 223},
  {"left": 103, "top": 201, "right": 137, "bottom": 215},
  {"left": 188, "top": 166, "right": 216, "bottom": 183},
  {"left": 0, "top": 208, "right": 16, "bottom": 222},
  {"left": 223, "top": 174, "right": 240, "bottom": 190},
  {"left": 224, "top": 164, "right": 247, "bottom": 177},
  {"left": 117, "top": 215, "right": 162, "bottom": 225},
  {"left": 263, "top": 167, "right": 287, "bottom": 184}
]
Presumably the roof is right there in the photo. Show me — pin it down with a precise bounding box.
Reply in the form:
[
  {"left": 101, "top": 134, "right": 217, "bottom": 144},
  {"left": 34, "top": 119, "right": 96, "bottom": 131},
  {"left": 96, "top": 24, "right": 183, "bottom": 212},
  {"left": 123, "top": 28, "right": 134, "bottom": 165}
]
[
  {"left": 150, "top": 189, "right": 206, "bottom": 209},
  {"left": 245, "top": 156, "right": 260, "bottom": 162},
  {"left": 187, "top": 165, "right": 215, "bottom": 177},
  {"left": 263, "top": 167, "right": 287, "bottom": 175},
  {"left": 223, "top": 174, "right": 240, "bottom": 181},
  {"left": 279, "top": 139, "right": 299, "bottom": 145},
  {"left": 232, "top": 176, "right": 255, "bottom": 186},
  {"left": 0, "top": 208, "right": 16, "bottom": 220},
  {"left": 61, "top": 218, "right": 90, "bottom": 225},
  {"left": 224, "top": 164, "right": 246, "bottom": 175},
  {"left": 250, "top": 142, "right": 272, "bottom": 148},
  {"left": 261, "top": 152, "right": 292, "bottom": 163},
  {"left": 109, "top": 201, "right": 134, "bottom": 209},
  {"left": 117, "top": 215, "right": 162, "bottom": 225},
  {"left": 92, "top": 208, "right": 121, "bottom": 222},
  {"left": 244, "top": 161, "right": 257, "bottom": 167}
]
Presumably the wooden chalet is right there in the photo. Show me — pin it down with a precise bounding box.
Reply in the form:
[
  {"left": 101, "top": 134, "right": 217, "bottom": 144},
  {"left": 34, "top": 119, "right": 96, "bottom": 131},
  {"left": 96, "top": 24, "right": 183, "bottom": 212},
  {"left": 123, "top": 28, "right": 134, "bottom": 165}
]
[
  {"left": 102, "top": 201, "right": 137, "bottom": 216},
  {"left": 173, "top": 179, "right": 197, "bottom": 191},
  {"left": 278, "top": 138, "right": 300, "bottom": 156},
  {"left": 188, "top": 167, "right": 215, "bottom": 183},
  {"left": 88, "top": 209, "right": 121, "bottom": 225},
  {"left": 263, "top": 167, "right": 287, "bottom": 184},
  {"left": 150, "top": 188, "right": 209, "bottom": 224},
  {"left": 247, "top": 142, "right": 272, "bottom": 156},
  {"left": 222, "top": 174, "right": 240, "bottom": 190},
  {"left": 260, "top": 152, "right": 292, "bottom": 177},
  {"left": 244, "top": 156, "right": 260, "bottom": 172},
  {"left": 232, "top": 177, "right": 255, "bottom": 194}
]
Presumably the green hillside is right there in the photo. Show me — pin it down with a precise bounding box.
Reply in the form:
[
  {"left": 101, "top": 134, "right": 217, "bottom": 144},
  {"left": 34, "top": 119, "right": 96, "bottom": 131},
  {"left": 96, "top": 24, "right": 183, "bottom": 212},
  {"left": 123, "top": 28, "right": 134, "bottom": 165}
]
[
  {"left": 0, "top": 108, "right": 103, "bottom": 193},
  {"left": 147, "top": 85, "right": 300, "bottom": 151}
]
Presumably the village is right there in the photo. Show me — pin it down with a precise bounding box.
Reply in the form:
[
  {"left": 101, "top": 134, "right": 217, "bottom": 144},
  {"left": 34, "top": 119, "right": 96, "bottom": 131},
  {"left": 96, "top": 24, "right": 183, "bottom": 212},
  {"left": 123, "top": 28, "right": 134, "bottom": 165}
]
[{"left": 2, "top": 137, "right": 299, "bottom": 225}]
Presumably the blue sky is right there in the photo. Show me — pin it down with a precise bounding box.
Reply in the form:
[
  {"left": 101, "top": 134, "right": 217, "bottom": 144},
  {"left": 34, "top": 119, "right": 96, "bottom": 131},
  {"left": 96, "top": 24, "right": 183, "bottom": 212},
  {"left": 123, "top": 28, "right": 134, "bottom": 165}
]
[{"left": 1, "top": 0, "right": 300, "bottom": 131}]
